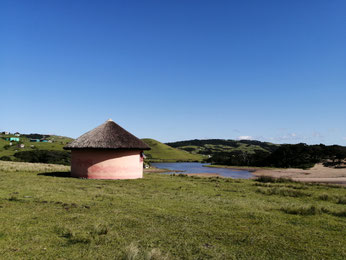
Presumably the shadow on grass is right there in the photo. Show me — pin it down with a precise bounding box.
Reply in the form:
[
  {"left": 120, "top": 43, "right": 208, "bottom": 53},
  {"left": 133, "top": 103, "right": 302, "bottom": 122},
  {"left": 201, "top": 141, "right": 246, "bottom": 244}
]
[{"left": 38, "top": 172, "right": 72, "bottom": 178}]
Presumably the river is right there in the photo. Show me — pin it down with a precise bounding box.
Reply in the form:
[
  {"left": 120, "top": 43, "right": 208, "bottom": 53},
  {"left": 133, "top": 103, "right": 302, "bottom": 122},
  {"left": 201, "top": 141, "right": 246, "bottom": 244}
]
[{"left": 151, "top": 162, "right": 253, "bottom": 179}]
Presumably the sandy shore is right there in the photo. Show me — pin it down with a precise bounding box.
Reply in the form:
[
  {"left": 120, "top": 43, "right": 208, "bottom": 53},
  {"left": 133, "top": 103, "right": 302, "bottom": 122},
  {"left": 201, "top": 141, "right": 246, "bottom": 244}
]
[
  {"left": 252, "top": 164, "right": 346, "bottom": 185},
  {"left": 144, "top": 167, "right": 221, "bottom": 178}
]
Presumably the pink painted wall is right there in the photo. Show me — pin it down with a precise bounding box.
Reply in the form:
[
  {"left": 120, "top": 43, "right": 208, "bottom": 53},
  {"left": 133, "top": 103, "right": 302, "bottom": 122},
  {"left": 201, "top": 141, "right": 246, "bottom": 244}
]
[{"left": 71, "top": 149, "right": 143, "bottom": 179}]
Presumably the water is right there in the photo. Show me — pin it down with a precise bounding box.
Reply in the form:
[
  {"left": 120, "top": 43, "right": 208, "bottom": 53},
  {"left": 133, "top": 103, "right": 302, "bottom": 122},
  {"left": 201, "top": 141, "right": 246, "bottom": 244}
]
[{"left": 151, "top": 162, "right": 253, "bottom": 179}]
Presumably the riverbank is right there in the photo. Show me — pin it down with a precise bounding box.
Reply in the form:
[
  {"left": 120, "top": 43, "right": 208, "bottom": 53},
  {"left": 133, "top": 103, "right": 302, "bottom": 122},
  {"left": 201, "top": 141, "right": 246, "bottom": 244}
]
[
  {"left": 206, "top": 164, "right": 346, "bottom": 185},
  {"left": 151, "top": 162, "right": 253, "bottom": 178},
  {"left": 144, "top": 167, "right": 183, "bottom": 173},
  {"left": 146, "top": 167, "right": 224, "bottom": 178}
]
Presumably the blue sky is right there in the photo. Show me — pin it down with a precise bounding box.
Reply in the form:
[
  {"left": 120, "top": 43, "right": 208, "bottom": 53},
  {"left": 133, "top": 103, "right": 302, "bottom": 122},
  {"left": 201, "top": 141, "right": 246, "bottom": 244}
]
[{"left": 1, "top": 0, "right": 345, "bottom": 145}]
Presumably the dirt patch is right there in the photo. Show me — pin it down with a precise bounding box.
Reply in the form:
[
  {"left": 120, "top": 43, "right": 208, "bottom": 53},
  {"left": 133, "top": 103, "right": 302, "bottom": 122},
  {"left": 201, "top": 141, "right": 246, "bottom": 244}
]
[{"left": 253, "top": 164, "right": 346, "bottom": 186}]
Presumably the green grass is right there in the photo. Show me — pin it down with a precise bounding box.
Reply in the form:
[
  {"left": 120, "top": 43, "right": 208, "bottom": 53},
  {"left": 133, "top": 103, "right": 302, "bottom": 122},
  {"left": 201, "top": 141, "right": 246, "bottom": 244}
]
[
  {"left": 0, "top": 161, "right": 345, "bottom": 259},
  {"left": 169, "top": 141, "right": 280, "bottom": 155},
  {"left": 0, "top": 161, "right": 70, "bottom": 173},
  {"left": 142, "top": 138, "right": 205, "bottom": 162},
  {"left": 0, "top": 135, "right": 73, "bottom": 159},
  {"left": 0, "top": 136, "right": 204, "bottom": 163}
]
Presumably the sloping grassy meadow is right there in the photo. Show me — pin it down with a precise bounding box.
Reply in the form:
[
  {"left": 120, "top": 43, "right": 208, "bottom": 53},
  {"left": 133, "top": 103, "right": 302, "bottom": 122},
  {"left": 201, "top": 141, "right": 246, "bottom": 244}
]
[
  {"left": 0, "top": 135, "right": 73, "bottom": 159},
  {"left": 142, "top": 139, "right": 205, "bottom": 162},
  {"left": 0, "top": 161, "right": 345, "bottom": 259},
  {"left": 0, "top": 136, "right": 205, "bottom": 163}
]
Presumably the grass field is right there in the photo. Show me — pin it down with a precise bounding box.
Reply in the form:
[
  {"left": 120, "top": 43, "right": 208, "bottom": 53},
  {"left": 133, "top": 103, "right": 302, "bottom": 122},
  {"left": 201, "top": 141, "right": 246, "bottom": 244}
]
[
  {"left": 142, "top": 139, "right": 205, "bottom": 162},
  {"left": 0, "top": 161, "right": 345, "bottom": 259}
]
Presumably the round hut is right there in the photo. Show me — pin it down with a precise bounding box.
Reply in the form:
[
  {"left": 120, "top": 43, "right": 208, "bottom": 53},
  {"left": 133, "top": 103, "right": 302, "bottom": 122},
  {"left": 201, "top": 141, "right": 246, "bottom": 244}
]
[{"left": 64, "top": 119, "right": 150, "bottom": 179}]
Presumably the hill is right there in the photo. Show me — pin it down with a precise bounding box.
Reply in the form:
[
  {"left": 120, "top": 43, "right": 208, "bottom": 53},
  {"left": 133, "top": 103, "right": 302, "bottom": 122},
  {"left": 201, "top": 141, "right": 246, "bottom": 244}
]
[
  {"left": 167, "top": 139, "right": 346, "bottom": 169},
  {"left": 0, "top": 134, "right": 205, "bottom": 163},
  {"left": 166, "top": 139, "right": 279, "bottom": 155},
  {"left": 0, "top": 133, "right": 73, "bottom": 161},
  {"left": 142, "top": 138, "right": 205, "bottom": 162}
]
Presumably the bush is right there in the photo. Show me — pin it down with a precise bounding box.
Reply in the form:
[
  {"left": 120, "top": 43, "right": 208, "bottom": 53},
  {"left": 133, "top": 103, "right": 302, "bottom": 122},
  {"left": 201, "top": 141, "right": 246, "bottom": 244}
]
[
  {"left": 0, "top": 156, "right": 12, "bottom": 161},
  {"left": 14, "top": 150, "right": 70, "bottom": 165},
  {"left": 208, "top": 143, "right": 346, "bottom": 169}
]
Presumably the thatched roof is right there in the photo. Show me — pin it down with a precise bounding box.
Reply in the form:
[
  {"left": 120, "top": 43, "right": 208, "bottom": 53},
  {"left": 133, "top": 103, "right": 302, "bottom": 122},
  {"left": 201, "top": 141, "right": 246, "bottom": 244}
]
[{"left": 64, "top": 119, "right": 150, "bottom": 150}]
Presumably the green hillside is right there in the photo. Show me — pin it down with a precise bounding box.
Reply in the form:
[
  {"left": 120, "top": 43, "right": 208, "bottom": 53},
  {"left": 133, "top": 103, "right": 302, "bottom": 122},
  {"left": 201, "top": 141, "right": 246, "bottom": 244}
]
[
  {"left": 142, "top": 138, "right": 206, "bottom": 162},
  {"left": 0, "top": 134, "right": 73, "bottom": 160},
  {"left": 0, "top": 134, "right": 205, "bottom": 163},
  {"left": 166, "top": 139, "right": 280, "bottom": 156}
]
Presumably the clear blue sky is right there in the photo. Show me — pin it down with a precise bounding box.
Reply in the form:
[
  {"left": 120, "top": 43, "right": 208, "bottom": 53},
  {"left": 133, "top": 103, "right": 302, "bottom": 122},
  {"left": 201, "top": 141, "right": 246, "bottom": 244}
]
[{"left": 1, "top": 0, "right": 345, "bottom": 145}]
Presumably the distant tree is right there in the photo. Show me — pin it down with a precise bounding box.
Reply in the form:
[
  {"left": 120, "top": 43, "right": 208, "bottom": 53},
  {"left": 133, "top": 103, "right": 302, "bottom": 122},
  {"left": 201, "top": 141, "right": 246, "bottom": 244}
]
[
  {"left": 14, "top": 150, "right": 70, "bottom": 165},
  {"left": 0, "top": 156, "right": 12, "bottom": 161}
]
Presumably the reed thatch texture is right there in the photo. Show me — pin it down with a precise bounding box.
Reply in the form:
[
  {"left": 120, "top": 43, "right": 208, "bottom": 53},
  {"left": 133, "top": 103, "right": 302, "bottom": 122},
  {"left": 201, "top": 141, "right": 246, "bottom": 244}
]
[{"left": 64, "top": 119, "right": 150, "bottom": 150}]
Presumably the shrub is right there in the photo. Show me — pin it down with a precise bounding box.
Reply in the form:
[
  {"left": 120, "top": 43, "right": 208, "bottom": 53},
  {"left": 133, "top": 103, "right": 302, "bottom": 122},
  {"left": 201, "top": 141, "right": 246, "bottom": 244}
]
[
  {"left": 14, "top": 150, "right": 70, "bottom": 165},
  {"left": 0, "top": 156, "right": 12, "bottom": 161},
  {"left": 257, "top": 187, "right": 310, "bottom": 197}
]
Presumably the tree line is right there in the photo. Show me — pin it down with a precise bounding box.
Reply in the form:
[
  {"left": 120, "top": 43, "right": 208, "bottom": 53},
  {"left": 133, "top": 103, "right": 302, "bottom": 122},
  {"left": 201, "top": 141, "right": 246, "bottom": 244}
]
[
  {"left": 12, "top": 150, "right": 70, "bottom": 165},
  {"left": 207, "top": 143, "right": 346, "bottom": 169},
  {"left": 167, "top": 139, "right": 278, "bottom": 152}
]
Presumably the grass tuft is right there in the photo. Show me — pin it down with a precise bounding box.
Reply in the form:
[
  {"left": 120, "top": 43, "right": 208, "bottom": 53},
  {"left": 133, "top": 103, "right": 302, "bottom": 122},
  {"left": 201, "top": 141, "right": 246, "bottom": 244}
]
[
  {"left": 145, "top": 248, "right": 170, "bottom": 260},
  {"left": 329, "top": 210, "right": 346, "bottom": 218},
  {"left": 92, "top": 223, "right": 109, "bottom": 236},
  {"left": 336, "top": 196, "right": 346, "bottom": 205},
  {"left": 256, "top": 187, "right": 310, "bottom": 197},
  {"left": 281, "top": 205, "right": 320, "bottom": 216},
  {"left": 124, "top": 242, "right": 140, "bottom": 260},
  {"left": 8, "top": 195, "right": 20, "bottom": 201},
  {"left": 255, "top": 176, "right": 295, "bottom": 183},
  {"left": 318, "top": 193, "right": 330, "bottom": 201}
]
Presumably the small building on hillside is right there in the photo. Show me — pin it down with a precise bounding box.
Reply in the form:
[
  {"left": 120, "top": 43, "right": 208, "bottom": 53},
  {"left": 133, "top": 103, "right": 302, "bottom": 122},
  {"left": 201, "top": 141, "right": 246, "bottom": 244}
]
[
  {"left": 30, "top": 139, "right": 40, "bottom": 142},
  {"left": 14, "top": 132, "right": 20, "bottom": 137},
  {"left": 5, "top": 137, "right": 20, "bottom": 142},
  {"left": 64, "top": 119, "right": 150, "bottom": 179}
]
